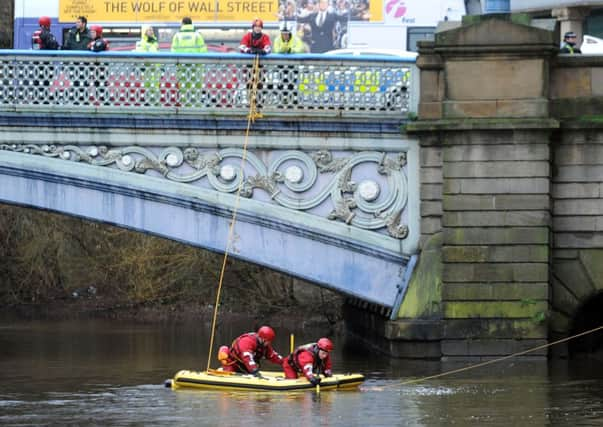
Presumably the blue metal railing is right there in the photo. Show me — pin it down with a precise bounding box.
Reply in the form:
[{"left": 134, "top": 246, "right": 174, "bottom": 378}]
[{"left": 0, "top": 50, "right": 417, "bottom": 119}]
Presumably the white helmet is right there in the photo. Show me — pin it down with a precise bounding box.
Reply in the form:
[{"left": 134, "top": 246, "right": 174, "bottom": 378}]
[{"left": 280, "top": 21, "right": 294, "bottom": 33}]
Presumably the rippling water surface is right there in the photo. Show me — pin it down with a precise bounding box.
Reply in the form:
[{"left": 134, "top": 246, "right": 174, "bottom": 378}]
[{"left": 1, "top": 319, "right": 602, "bottom": 426}]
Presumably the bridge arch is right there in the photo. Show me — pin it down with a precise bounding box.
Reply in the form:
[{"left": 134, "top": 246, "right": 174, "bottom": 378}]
[
  {"left": 0, "top": 122, "right": 419, "bottom": 314},
  {"left": 568, "top": 291, "right": 603, "bottom": 357},
  {"left": 552, "top": 250, "right": 603, "bottom": 357}
]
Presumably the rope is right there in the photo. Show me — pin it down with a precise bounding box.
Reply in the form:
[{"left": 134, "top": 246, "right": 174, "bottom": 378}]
[
  {"left": 377, "top": 324, "right": 603, "bottom": 389},
  {"left": 206, "top": 54, "right": 263, "bottom": 371}
]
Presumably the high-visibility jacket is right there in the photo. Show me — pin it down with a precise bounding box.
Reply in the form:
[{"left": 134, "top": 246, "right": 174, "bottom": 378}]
[
  {"left": 273, "top": 35, "right": 305, "bottom": 54},
  {"left": 136, "top": 36, "right": 159, "bottom": 52},
  {"left": 171, "top": 24, "right": 207, "bottom": 53}
]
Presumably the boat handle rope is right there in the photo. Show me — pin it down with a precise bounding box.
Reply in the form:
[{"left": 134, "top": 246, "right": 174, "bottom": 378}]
[
  {"left": 206, "top": 54, "right": 263, "bottom": 372},
  {"left": 369, "top": 324, "right": 603, "bottom": 390}
]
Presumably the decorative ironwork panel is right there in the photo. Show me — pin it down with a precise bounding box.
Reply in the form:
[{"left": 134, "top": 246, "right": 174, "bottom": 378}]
[
  {"left": 0, "top": 51, "right": 416, "bottom": 117},
  {"left": 1, "top": 142, "right": 411, "bottom": 240}
]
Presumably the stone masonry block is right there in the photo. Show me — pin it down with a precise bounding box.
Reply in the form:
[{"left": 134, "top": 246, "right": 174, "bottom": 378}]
[
  {"left": 555, "top": 232, "right": 603, "bottom": 248},
  {"left": 444, "top": 194, "right": 549, "bottom": 211},
  {"left": 421, "top": 184, "right": 443, "bottom": 201},
  {"left": 579, "top": 250, "right": 603, "bottom": 291},
  {"left": 444, "top": 178, "right": 549, "bottom": 194},
  {"left": 419, "top": 102, "right": 443, "bottom": 120},
  {"left": 442, "top": 282, "right": 549, "bottom": 301},
  {"left": 443, "top": 301, "right": 548, "bottom": 319},
  {"left": 551, "top": 67, "right": 592, "bottom": 99},
  {"left": 592, "top": 68, "right": 603, "bottom": 96},
  {"left": 444, "top": 227, "right": 549, "bottom": 245},
  {"left": 443, "top": 245, "right": 548, "bottom": 263},
  {"left": 444, "top": 319, "right": 547, "bottom": 340},
  {"left": 551, "top": 276, "right": 580, "bottom": 316},
  {"left": 556, "top": 165, "right": 603, "bottom": 182},
  {"left": 420, "top": 147, "right": 443, "bottom": 167},
  {"left": 444, "top": 161, "right": 549, "bottom": 178},
  {"left": 421, "top": 201, "right": 443, "bottom": 217},
  {"left": 443, "top": 100, "right": 497, "bottom": 118},
  {"left": 553, "top": 183, "right": 600, "bottom": 199},
  {"left": 443, "top": 211, "right": 550, "bottom": 227},
  {"left": 555, "top": 199, "right": 603, "bottom": 215},
  {"left": 420, "top": 70, "right": 442, "bottom": 102},
  {"left": 421, "top": 167, "right": 443, "bottom": 184},
  {"left": 553, "top": 217, "right": 597, "bottom": 232},
  {"left": 444, "top": 144, "right": 550, "bottom": 162},
  {"left": 446, "top": 59, "right": 544, "bottom": 100},
  {"left": 421, "top": 217, "right": 442, "bottom": 236},
  {"left": 443, "top": 263, "right": 548, "bottom": 283},
  {"left": 555, "top": 144, "right": 603, "bottom": 165},
  {"left": 553, "top": 259, "right": 595, "bottom": 300},
  {"left": 495, "top": 98, "right": 549, "bottom": 117}
]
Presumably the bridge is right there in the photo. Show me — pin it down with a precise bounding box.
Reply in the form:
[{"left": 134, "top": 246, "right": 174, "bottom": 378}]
[
  {"left": 3, "top": 14, "right": 603, "bottom": 360},
  {"left": 0, "top": 49, "right": 420, "bottom": 318}
]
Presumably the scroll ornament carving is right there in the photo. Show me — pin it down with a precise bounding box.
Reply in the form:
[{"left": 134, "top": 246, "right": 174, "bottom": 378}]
[{"left": 1, "top": 144, "right": 411, "bottom": 239}]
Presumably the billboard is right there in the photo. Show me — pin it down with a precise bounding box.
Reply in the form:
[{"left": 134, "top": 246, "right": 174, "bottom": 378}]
[{"left": 59, "top": 0, "right": 282, "bottom": 22}]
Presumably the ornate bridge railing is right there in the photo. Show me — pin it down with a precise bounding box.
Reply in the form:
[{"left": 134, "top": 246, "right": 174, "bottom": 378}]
[{"left": 0, "top": 50, "right": 417, "bottom": 119}]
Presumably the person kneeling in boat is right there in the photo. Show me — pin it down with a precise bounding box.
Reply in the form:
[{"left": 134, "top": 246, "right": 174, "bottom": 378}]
[
  {"left": 283, "top": 338, "right": 333, "bottom": 386},
  {"left": 217, "top": 326, "right": 283, "bottom": 376}
]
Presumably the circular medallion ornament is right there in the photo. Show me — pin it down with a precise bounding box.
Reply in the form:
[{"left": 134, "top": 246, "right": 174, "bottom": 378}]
[
  {"left": 285, "top": 165, "right": 303, "bottom": 184},
  {"left": 61, "top": 151, "right": 71, "bottom": 160},
  {"left": 166, "top": 153, "right": 179, "bottom": 167},
  {"left": 121, "top": 154, "right": 133, "bottom": 166},
  {"left": 88, "top": 147, "right": 99, "bottom": 157},
  {"left": 358, "top": 180, "right": 380, "bottom": 202},
  {"left": 220, "top": 164, "right": 236, "bottom": 181}
]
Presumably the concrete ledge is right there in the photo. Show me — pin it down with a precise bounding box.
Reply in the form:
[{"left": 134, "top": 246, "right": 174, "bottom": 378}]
[
  {"left": 407, "top": 118, "right": 559, "bottom": 132},
  {"left": 385, "top": 319, "right": 443, "bottom": 341},
  {"left": 441, "top": 339, "right": 548, "bottom": 358}
]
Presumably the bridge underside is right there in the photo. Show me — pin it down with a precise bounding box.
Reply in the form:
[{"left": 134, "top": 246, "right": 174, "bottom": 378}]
[{"left": 0, "top": 150, "right": 413, "bottom": 313}]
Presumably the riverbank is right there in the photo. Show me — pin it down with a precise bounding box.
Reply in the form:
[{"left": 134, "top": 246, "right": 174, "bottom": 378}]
[{"left": 1, "top": 291, "right": 345, "bottom": 332}]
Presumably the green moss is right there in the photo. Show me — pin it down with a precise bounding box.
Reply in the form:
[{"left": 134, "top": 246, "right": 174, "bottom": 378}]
[
  {"left": 577, "top": 115, "right": 603, "bottom": 123},
  {"left": 444, "top": 301, "right": 548, "bottom": 318},
  {"left": 397, "top": 233, "right": 442, "bottom": 319}
]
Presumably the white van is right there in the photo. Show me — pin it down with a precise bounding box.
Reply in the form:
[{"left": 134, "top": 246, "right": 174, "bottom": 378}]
[{"left": 581, "top": 35, "right": 603, "bottom": 54}]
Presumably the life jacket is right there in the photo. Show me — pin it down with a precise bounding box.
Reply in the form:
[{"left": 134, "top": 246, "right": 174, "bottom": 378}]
[
  {"left": 229, "top": 332, "right": 264, "bottom": 363},
  {"left": 32, "top": 28, "right": 59, "bottom": 50},
  {"left": 287, "top": 343, "right": 325, "bottom": 375}
]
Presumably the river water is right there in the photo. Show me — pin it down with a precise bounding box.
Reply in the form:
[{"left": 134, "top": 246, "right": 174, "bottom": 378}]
[{"left": 1, "top": 319, "right": 602, "bottom": 426}]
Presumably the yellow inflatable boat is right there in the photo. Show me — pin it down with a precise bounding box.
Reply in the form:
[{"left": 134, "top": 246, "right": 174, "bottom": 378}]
[{"left": 167, "top": 369, "right": 364, "bottom": 392}]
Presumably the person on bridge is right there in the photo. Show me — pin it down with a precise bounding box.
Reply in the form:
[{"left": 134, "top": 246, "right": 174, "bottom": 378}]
[
  {"left": 32, "top": 16, "right": 59, "bottom": 50},
  {"left": 239, "top": 18, "right": 272, "bottom": 55},
  {"left": 560, "top": 31, "right": 582, "bottom": 54},
  {"left": 273, "top": 22, "right": 306, "bottom": 54},
  {"left": 63, "top": 16, "right": 92, "bottom": 51},
  {"left": 283, "top": 337, "right": 333, "bottom": 386},
  {"left": 88, "top": 25, "right": 110, "bottom": 52},
  {"left": 217, "top": 326, "right": 283, "bottom": 375},
  {"left": 135, "top": 25, "right": 159, "bottom": 52},
  {"left": 171, "top": 17, "right": 207, "bottom": 53}
]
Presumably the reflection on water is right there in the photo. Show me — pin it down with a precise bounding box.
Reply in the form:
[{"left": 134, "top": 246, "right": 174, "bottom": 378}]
[{"left": 1, "top": 319, "right": 603, "bottom": 426}]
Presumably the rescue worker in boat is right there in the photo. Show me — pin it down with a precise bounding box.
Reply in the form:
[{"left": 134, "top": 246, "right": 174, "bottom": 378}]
[
  {"left": 283, "top": 337, "right": 333, "bottom": 385},
  {"left": 217, "top": 326, "right": 283, "bottom": 375}
]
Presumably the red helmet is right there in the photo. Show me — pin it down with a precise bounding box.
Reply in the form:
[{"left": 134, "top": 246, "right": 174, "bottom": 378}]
[
  {"left": 317, "top": 338, "right": 333, "bottom": 352},
  {"left": 90, "top": 25, "right": 103, "bottom": 37},
  {"left": 252, "top": 18, "right": 264, "bottom": 29},
  {"left": 257, "top": 326, "right": 275, "bottom": 342},
  {"left": 39, "top": 16, "right": 51, "bottom": 28}
]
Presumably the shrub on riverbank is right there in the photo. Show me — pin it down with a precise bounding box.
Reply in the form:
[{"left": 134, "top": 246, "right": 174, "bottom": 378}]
[{"left": 0, "top": 205, "right": 343, "bottom": 324}]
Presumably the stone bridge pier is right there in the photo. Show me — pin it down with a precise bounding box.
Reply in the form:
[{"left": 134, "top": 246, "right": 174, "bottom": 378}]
[{"left": 347, "top": 14, "right": 603, "bottom": 360}]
